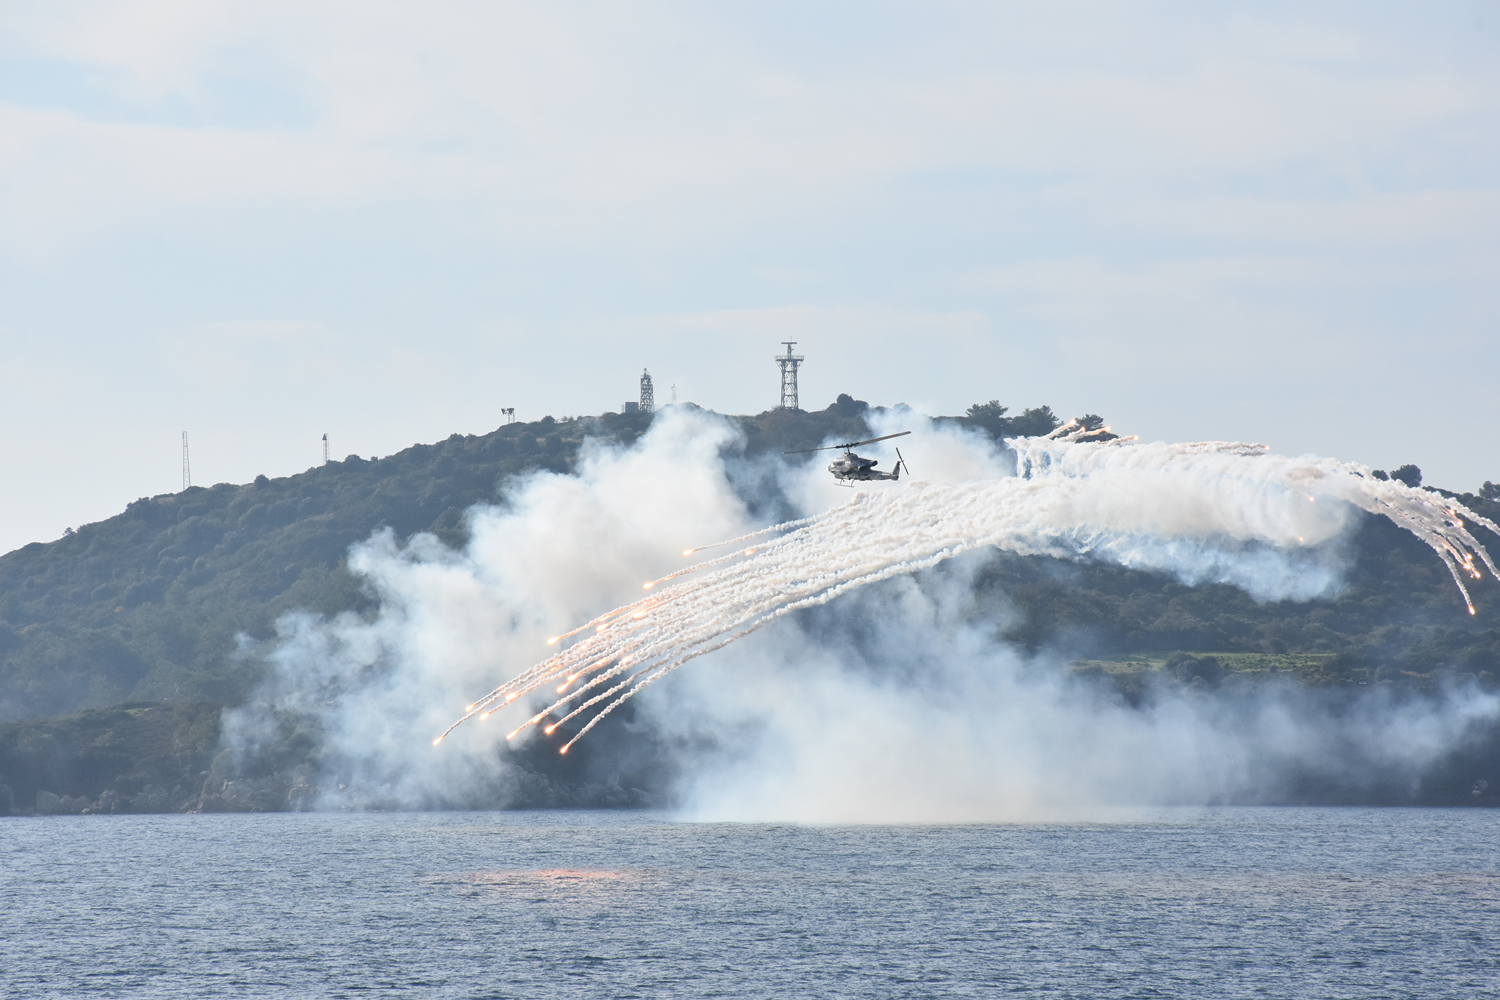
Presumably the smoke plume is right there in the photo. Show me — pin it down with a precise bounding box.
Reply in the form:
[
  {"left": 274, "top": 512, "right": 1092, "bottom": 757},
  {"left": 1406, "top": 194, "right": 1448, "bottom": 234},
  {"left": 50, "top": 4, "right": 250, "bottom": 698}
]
[{"left": 225, "top": 407, "right": 1499, "bottom": 819}]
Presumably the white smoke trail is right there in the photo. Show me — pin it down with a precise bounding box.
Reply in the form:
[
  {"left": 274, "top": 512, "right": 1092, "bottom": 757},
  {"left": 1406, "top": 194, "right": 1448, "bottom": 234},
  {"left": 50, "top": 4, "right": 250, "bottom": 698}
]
[{"left": 440, "top": 431, "right": 1498, "bottom": 754}]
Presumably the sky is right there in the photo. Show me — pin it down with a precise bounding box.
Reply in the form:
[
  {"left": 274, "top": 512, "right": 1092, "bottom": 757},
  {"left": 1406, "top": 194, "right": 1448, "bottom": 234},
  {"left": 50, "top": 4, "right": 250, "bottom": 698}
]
[{"left": 2, "top": 0, "right": 1497, "bottom": 556}]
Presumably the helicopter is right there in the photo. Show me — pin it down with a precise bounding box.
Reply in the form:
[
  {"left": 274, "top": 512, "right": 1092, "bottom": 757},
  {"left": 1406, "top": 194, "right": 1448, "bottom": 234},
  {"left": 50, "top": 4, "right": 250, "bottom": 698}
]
[{"left": 784, "top": 431, "right": 912, "bottom": 485}]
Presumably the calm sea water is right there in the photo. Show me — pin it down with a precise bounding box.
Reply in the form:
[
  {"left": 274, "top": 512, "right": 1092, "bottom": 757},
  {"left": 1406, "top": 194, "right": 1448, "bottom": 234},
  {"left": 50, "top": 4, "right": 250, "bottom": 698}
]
[{"left": 2, "top": 807, "right": 1497, "bottom": 998}]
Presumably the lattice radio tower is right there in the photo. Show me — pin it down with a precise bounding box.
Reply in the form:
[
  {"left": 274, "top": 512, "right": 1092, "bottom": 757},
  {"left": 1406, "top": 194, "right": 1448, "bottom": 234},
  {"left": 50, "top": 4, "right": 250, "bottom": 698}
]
[
  {"left": 640, "top": 369, "right": 655, "bottom": 413},
  {"left": 776, "top": 341, "right": 804, "bottom": 409},
  {"left": 181, "top": 432, "right": 192, "bottom": 490},
  {"left": 322, "top": 433, "right": 329, "bottom": 464}
]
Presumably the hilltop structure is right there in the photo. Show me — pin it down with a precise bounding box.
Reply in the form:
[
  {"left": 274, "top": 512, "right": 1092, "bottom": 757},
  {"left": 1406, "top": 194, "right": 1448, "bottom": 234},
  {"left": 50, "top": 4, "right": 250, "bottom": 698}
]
[
  {"left": 776, "top": 341, "right": 804, "bottom": 410},
  {"left": 623, "top": 368, "right": 656, "bottom": 414}
]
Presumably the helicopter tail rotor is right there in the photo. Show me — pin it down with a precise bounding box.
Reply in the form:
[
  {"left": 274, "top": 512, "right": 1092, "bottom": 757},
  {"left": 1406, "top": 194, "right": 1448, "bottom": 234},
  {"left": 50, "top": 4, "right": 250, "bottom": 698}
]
[{"left": 895, "top": 447, "right": 910, "bottom": 480}]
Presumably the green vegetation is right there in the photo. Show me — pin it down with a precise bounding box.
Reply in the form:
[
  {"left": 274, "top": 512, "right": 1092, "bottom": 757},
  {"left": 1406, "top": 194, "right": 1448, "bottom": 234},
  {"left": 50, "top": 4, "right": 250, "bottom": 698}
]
[
  {"left": 1073, "top": 652, "right": 1341, "bottom": 681},
  {"left": 0, "top": 398, "right": 978, "bottom": 722},
  {"left": 0, "top": 395, "right": 1496, "bottom": 812},
  {"left": 963, "top": 400, "right": 1062, "bottom": 438},
  {"left": 0, "top": 412, "right": 645, "bottom": 720},
  {"left": 0, "top": 702, "right": 221, "bottom": 815},
  {"left": 981, "top": 504, "right": 1500, "bottom": 688}
]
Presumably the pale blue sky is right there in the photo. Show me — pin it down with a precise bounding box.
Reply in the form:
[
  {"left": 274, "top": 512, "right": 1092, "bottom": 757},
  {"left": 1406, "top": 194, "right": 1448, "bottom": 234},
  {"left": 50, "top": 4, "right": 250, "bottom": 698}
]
[{"left": 2, "top": 1, "right": 1497, "bottom": 554}]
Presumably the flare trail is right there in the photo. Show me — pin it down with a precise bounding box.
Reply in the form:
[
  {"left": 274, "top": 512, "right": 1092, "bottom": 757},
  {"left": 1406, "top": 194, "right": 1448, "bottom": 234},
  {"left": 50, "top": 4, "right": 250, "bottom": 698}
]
[{"left": 436, "top": 431, "right": 1498, "bottom": 752}]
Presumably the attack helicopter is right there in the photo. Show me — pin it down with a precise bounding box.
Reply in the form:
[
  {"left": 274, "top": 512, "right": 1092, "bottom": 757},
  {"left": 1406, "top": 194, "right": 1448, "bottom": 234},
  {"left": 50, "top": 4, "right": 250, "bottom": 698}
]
[{"left": 784, "top": 431, "right": 912, "bottom": 485}]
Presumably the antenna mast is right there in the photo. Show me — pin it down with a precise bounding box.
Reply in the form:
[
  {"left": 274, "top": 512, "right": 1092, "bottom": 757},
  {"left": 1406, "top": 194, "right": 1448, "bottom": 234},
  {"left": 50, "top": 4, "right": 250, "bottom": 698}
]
[
  {"left": 322, "top": 433, "right": 329, "bottom": 464},
  {"left": 181, "top": 432, "right": 192, "bottom": 490},
  {"left": 776, "top": 341, "right": 804, "bottom": 410},
  {"left": 640, "top": 369, "right": 655, "bottom": 413}
]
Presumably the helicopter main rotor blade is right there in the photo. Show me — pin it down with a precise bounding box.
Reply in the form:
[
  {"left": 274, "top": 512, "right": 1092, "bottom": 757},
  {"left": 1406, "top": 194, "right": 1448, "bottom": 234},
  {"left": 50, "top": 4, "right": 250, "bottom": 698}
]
[{"left": 782, "top": 430, "right": 911, "bottom": 455}]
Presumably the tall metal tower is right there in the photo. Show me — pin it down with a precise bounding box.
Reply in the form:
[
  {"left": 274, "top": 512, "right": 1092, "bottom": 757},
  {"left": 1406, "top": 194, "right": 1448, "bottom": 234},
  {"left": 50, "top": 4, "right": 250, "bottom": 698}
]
[
  {"left": 501, "top": 407, "right": 515, "bottom": 425},
  {"left": 776, "top": 341, "right": 804, "bottom": 410},
  {"left": 671, "top": 383, "right": 678, "bottom": 404},
  {"left": 322, "top": 433, "right": 329, "bottom": 464},
  {"left": 181, "top": 432, "right": 192, "bottom": 490},
  {"left": 640, "top": 369, "right": 655, "bottom": 413}
]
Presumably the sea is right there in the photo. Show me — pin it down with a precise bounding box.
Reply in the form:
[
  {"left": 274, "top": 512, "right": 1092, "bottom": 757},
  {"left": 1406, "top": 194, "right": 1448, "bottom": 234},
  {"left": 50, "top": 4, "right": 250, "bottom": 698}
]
[{"left": 2, "top": 807, "right": 1496, "bottom": 998}]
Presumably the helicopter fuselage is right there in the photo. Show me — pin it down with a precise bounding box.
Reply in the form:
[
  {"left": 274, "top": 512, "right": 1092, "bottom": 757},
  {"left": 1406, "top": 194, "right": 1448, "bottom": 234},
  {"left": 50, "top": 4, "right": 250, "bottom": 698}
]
[{"left": 828, "top": 451, "right": 900, "bottom": 482}]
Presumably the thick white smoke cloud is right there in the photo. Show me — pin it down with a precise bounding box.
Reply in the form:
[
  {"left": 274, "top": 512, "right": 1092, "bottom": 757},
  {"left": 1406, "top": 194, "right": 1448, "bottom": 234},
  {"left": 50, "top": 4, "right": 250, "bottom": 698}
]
[
  {"left": 660, "top": 560, "right": 1499, "bottom": 822},
  {"left": 228, "top": 407, "right": 1498, "bottom": 818},
  {"left": 226, "top": 410, "right": 756, "bottom": 808}
]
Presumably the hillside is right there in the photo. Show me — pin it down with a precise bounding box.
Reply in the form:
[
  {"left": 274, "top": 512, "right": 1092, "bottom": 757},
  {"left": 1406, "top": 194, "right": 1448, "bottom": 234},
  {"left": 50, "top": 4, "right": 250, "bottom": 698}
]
[
  {"left": 0, "top": 400, "right": 899, "bottom": 722},
  {"left": 1, "top": 398, "right": 1498, "bottom": 813}
]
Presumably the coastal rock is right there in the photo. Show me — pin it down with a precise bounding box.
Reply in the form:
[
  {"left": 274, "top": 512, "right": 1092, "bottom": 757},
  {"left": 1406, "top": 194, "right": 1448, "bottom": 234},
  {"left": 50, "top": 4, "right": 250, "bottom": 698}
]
[{"left": 129, "top": 785, "right": 174, "bottom": 813}]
